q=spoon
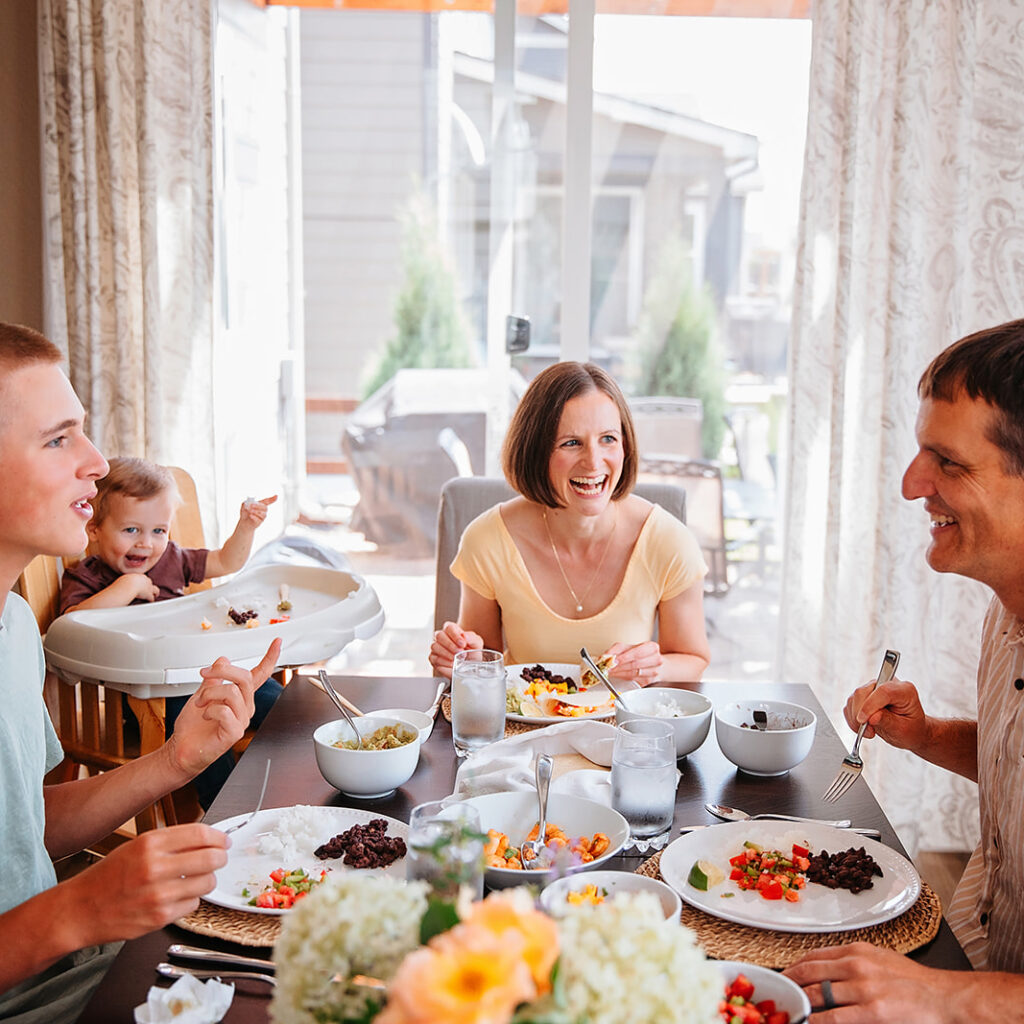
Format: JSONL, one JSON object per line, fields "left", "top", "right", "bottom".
{"left": 752, "top": 709, "right": 768, "bottom": 731}
{"left": 706, "top": 803, "right": 856, "bottom": 829}
{"left": 157, "top": 962, "right": 276, "bottom": 987}
{"left": 318, "top": 669, "right": 363, "bottom": 749}
{"left": 520, "top": 753, "right": 553, "bottom": 868}
{"left": 579, "top": 647, "right": 627, "bottom": 705}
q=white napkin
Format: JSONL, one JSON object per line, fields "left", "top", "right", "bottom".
{"left": 450, "top": 721, "right": 617, "bottom": 804}
{"left": 134, "top": 975, "right": 234, "bottom": 1024}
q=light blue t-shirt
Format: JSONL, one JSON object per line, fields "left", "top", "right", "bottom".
{"left": 0, "top": 593, "right": 63, "bottom": 914}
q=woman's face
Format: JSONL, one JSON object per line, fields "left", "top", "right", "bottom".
{"left": 547, "top": 390, "right": 624, "bottom": 512}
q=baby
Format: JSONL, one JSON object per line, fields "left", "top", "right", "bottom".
{"left": 58, "top": 456, "right": 280, "bottom": 808}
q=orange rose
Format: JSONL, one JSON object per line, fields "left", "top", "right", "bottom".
{"left": 378, "top": 930, "right": 535, "bottom": 1024}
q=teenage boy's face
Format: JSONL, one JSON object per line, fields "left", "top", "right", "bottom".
{"left": 0, "top": 362, "right": 108, "bottom": 573}
{"left": 87, "top": 491, "right": 176, "bottom": 575}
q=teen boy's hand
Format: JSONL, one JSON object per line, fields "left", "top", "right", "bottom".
{"left": 167, "top": 639, "right": 282, "bottom": 777}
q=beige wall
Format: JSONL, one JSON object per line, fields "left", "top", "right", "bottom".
{"left": 0, "top": 0, "right": 43, "bottom": 329}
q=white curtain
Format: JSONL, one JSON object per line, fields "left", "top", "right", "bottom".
{"left": 781, "top": 0, "right": 1024, "bottom": 853}
{"left": 38, "top": 0, "right": 217, "bottom": 521}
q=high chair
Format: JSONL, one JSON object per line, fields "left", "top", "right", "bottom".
{"left": 17, "top": 466, "right": 209, "bottom": 845}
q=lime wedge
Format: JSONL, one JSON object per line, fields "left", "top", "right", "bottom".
{"left": 687, "top": 859, "right": 725, "bottom": 891}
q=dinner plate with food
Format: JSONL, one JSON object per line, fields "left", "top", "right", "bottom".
{"left": 204, "top": 805, "right": 409, "bottom": 915}
{"left": 505, "top": 660, "right": 617, "bottom": 723}
{"left": 659, "top": 820, "right": 920, "bottom": 933}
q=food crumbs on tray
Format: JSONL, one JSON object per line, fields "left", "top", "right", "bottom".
{"left": 200, "top": 618, "right": 212, "bottom": 631}
{"left": 269, "top": 615, "right": 290, "bottom": 624}
{"left": 245, "top": 618, "right": 259, "bottom": 629}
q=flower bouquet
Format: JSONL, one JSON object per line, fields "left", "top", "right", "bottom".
{"left": 270, "top": 875, "right": 721, "bottom": 1024}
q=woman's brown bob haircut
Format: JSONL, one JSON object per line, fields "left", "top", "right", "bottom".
{"left": 501, "top": 361, "right": 638, "bottom": 507}
{"left": 919, "top": 317, "right": 1024, "bottom": 477}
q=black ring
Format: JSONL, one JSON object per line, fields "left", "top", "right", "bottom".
{"left": 821, "top": 979, "right": 836, "bottom": 1011}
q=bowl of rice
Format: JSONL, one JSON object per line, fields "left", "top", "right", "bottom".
{"left": 614, "top": 687, "right": 713, "bottom": 758}
{"left": 313, "top": 716, "right": 422, "bottom": 798}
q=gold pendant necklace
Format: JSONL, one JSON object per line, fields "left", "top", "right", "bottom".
{"left": 542, "top": 505, "right": 617, "bottom": 615}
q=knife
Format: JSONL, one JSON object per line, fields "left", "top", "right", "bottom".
{"left": 168, "top": 943, "right": 275, "bottom": 972}
{"left": 678, "top": 824, "right": 882, "bottom": 839}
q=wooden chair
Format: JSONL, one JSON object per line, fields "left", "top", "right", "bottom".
{"left": 18, "top": 466, "right": 209, "bottom": 843}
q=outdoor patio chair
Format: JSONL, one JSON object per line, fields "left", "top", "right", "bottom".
{"left": 629, "top": 396, "right": 704, "bottom": 460}
{"left": 434, "top": 476, "right": 688, "bottom": 630}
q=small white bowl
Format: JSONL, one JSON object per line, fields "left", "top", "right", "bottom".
{"left": 539, "top": 870, "right": 682, "bottom": 920}
{"left": 459, "top": 792, "right": 629, "bottom": 890}
{"left": 715, "top": 961, "right": 811, "bottom": 1022}
{"left": 615, "top": 688, "right": 713, "bottom": 758}
{"left": 714, "top": 699, "right": 816, "bottom": 776}
{"left": 365, "top": 708, "right": 434, "bottom": 743}
{"left": 313, "top": 716, "right": 422, "bottom": 798}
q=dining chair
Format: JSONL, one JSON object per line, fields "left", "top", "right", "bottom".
{"left": 433, "top": 476, "right": 688, "bottom": 631}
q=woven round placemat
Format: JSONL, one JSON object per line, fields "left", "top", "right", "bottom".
{"left": 442, "top": 695, "right": 544, "bottom": 737}
{"left": 636, "top": 851, "right": 942, "bottom": 969}
{"left": 176, "top": 902, "right": 281, "bottom": 948}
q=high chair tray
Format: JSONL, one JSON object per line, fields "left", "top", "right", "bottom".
{"left": 43, "top": 564, "right": 384, "bottom": 697}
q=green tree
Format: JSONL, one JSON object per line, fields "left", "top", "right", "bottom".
{"left": 361, "top": 190, "right": 475, "bottom": 399}
{"left": 635, "top": 240, "right": 726, "bottom": 459}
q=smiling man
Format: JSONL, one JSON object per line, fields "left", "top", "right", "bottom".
{"left": 0, "top": 322, "right": 281, "bottom": 1022}
{"left": 786, "top": 319, "right": 1024, "bottom": 1021}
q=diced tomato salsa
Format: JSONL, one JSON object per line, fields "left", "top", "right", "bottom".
{"left": 728, "top": 841, "right": 811, "bottom": 903}
{"left": 719, "top": 974, "right": 790, "bottom": 1024}
{"left": 243, "top": 867, "right": 329, "bottom": 909}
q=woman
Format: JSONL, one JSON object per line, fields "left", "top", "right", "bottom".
{"left": 429, "top": 362, "right": 710, "bottom": 684}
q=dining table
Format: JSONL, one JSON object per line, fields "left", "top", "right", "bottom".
{"left": 78, "top": 674, "right": 971, "bottom": 1022}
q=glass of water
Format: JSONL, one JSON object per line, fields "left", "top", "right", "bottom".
{"left": 407, "top": 800, "right": 484, "bottom": 901}
{"left": 451, "top": 648, "right": 506, "bottom": 757}
{"left": 611, "top": 718, "right": 677, "bottom": 851}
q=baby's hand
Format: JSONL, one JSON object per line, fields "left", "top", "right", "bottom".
{"left": 239, "top": 494, "right": 277, "bottom": 529}
{"left": 121, "top": 573, "right": 159, "bottom": 603}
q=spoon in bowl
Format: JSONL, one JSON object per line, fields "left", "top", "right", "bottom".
{"left": 520, "top": 754, "right": 554, "bottom": 868}
{"left": 318, "top": 669, "right": 363, "bottom": 749}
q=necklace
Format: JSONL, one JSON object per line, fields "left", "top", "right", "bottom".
{"left": 542, "top": 505, "right": 617, "bottom": 615}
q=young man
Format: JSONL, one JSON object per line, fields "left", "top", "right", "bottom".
{"left": 786, "top": 319, "right": 1024, "bottom": 1021}
{"left": 0, "top": 322, "right": 281, "bottom": 1022}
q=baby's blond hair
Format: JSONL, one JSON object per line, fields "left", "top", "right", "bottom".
{"left": 92, "top": 457, "right": 180, "bottom": 526}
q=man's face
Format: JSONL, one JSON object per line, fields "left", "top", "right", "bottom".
{"left": 87, "top": 490, "right": 175, "bottom": 575}
{"left": 0, "top": 362, "right": 108, "bottom": 578}
{"left": 902, "top": 394, "right": 1024, "bottom": 603}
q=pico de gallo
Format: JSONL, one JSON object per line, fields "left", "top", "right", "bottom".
{"left": 243, "top": 866, "right": 329, "bottom": 909}
{"left": 719, "top": 973, "right": 790, "bottom": 1024}
{"left": 728, "top": 841, "right": 812, "bottom": 903}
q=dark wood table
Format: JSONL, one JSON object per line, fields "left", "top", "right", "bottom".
{"left": 79, "top": 676, "right": 970, "bottom": 1022}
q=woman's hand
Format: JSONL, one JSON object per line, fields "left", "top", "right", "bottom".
{"left": 428, "top": 621, "right": 484, "bottom": 679}
{"left": 604, "top": 641, "right": 664, "bottom": 685}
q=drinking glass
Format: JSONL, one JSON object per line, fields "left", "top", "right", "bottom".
{"left": 406, "top": 800, "right": 484, "bottom": 901}
{"left": 611, "top": 718, "right": 677, "bottom": 850}
{"left": 451, "top": 648, "right": 506, "bottom": 757}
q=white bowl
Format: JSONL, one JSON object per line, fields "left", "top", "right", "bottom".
{"left": 459, "top": 792, "right": 630, "bottom": 890}
{"left": 539, "top": 870, "right": 682, "bottom": 920}
{"left": 615, "top": 688, "right": 713, "bottom": 758}
{"left": 715, "top": 961, "right": 811, "bottom": 1022}
{"left": 365, "top": 708, "right": 434, "bottom": 743}
{"left": 313, "top": 716, "right": 422, "bottom": 798}
{"left": 714, "top": 699, "right": 816, "bottom": 776}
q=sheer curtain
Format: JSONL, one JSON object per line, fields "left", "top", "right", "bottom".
{"left": 38, "top": 0, "right": 216, "bottom": 521}
{"left": 781, "top": 0, "right": 1024, "bottom": 853}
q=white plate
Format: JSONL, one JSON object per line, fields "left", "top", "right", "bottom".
{"left": 505, "top": 662, "right": 614, "bottom": 724}
{"left": 659, "top": 820, "right": 920, "bottom": 933}
{"left": 204, "top": 805, "right": 409, "bottom": 916}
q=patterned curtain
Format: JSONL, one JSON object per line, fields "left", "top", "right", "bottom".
{"left": 38, "top": 0, "right": 215, "bottom": 506}
{"left": 781, "top": 0, "right": 1024, "bottom": 853}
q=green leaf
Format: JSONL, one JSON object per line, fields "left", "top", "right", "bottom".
{"left": 419, "top": 897, "right": 460, "bottom": 945}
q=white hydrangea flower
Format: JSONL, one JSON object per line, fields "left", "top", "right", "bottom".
{"left": 270, "top": 875, "right": 429, "bottom": 1024}
{"left": 554, "top": 892, "right": 720, "bottom": 1024}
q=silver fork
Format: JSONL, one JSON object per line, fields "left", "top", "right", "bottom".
{"left": 822, "top": 650, "right": 900, "bottom": 803}
{"left": 222, "top": 758, "right": 271, "bottom": 835}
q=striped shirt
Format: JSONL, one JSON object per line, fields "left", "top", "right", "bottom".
{"left": 946, "top": 596, "right": 1024, "bottom": 971}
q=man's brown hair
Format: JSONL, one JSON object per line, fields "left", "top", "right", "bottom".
{"left": 501, "top": 361, "right": 638, "bottom": 507}
{"left": 91, "top": 457, "right": 180, "bottom": 526}
{"left": 919, "top": 318, "right": 1024, "bottom": 476}
{"left": 0, "top": 322, "right": 62, "bottom": 372}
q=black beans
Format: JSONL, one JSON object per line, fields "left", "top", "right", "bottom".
{"left": 227, "top": 607, "right": 259, "bottom": 625}
{"left": 520, "top": 664, "right": 578, "bottom": 693}
{"left": 314, "top": 819, "right": 407, "bottom": 869}
{"left": 806, "top": 846, "right": 883, "bottom": 894}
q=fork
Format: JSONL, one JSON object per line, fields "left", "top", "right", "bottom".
{"left": 822, "top": 650, "right": 900, "bottom": 803}
{"left": 222, "top": 758, "right": 271, "bottom": 835}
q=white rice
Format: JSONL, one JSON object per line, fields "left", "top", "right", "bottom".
{"left": 650, "top": 698, "right": 693, "bottom": 718}
{"left": 256, "top": 805, "right": 324, "bottom": 864}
